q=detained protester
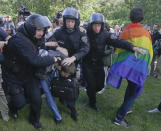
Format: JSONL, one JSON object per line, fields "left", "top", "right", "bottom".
{"left": 2, "top": 14, "right": 59, "bottom": 129}
{"left": 48, "top": 7, "right": 90, "bottom": 120}
{"left": 83, "top": 13, "right": 146, "bottom": 111}
{"left": 35, "top": 48, "right": 70, "bottom": 124}
{"left": 50, "top": 59, "right": 79, "bottom": 121}
{"left": 106, "top": 8, "right": 153, "bottom": 127}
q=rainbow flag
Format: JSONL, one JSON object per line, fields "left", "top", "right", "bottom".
{"left": 106, "top": 23, "right": 153, "bottom": 96}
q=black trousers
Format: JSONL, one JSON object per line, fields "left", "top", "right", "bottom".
{"left": 8, "top": 76, "right": 42, "bottom": 123}
{"left": 83, "top": 64, "right": 105, "bottom": 105}
{"left": 158, "top": 103, "right": 161, "bottom": 111}
{"left": 60, "top": 98, "right": 77, "bottom": 116}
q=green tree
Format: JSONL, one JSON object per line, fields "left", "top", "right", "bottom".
{"left": 0, "top": 0, "right": 160, "bottom": 26}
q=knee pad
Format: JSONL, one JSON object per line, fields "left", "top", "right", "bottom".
{"left": 11, "top": 93, "right": 26, "bottom": 109}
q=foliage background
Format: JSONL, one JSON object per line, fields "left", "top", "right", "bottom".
{"left": 0, "top": 0, "right": 160, "bottom": 26}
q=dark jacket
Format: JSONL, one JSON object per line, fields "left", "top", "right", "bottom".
{"left": 83, "top": 25, "right": 134, "bottom": 67}
{"left": 0, "top": 27, "right": 9, "bottom": 41}
{"left": 2, "top": 24, "right": 54, "bottom": 82}
{"left": 151, "top": 31, "right": 161, "bottom": 45}
{"left": 48, "top": 27, "right": 90, "bottom": 62}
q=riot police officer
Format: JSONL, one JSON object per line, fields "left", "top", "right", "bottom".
{"left": 3, "top": 14, "right": 57, "bottom": 129}
{"left": 48, "top": 8, "right": 90, "bottom": 120}
{"left": 83, "top": 13, "right": 145, "bottom": 111}
{"left": 48, "top": 7, "right": 89, "bottom": 66}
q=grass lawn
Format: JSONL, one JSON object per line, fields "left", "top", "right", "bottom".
{"left": 0, "top": 77, "right": 161, "bottom": 131}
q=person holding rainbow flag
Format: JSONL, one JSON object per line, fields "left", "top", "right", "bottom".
{"left": 107, "top": 8, "right": 153, "bottom": 127}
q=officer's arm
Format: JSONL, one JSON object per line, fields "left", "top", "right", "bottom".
{"left": 47, "top": 32, "right": 57, "bottom": 42}
{"left": 72, "top": 34, "right": 90, "bottom": 61}
{"left": 15, "top": 40, "right": 55, "bottom": 67}
{"left": 45, "top": 31, "right": 58, "bottom": 50}
{"left": 107, "top": 33, "right": 134, "bottom": 52}
{"left": 47, "top": 32, "right": 69, "bottom": 56}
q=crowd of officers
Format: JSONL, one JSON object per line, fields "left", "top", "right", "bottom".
{"left": 0, "top": 7, "right": 152, "bottom": 129}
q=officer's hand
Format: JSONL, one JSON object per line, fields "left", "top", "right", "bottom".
{"left": 62, "top": 56, "right": 76, "bottom": 66}
{"left": 53, "top": 56, "right": 61, "bottom": 63}
{"left": 5, "top": 36, "right": 11, "bottom": 41}
{"left": 0, "top": 41, "right": 7, "bottom": 49}
{"left": 45, "top": 42, "right": 58, "bottom": 47}
{"left": 56, "top": 47, "right": 68, "bottom": 56}
{"left": 133, "top": 47, "right": 147, "bottom": 58}
{"left": 79, "top": 27, "right": 86, "bottom": 33}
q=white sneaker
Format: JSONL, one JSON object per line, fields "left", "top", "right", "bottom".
{"left": 148, "top": 108, "right": 161, "bottom": 113}
{"left": 83, "top": 88, "right": 87, "bottom": 92}
{"left": 126, "top": 110, "right": 133, "bottom": 114}
{"left": 97, "top": 87, "right": 106, "bottom": 94}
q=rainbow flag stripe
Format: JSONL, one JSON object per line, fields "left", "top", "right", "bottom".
{"left": 106, "top": 23, "right": 153, "bottom": 96}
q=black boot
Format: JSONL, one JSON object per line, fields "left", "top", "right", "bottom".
{"left": 89, "top": 103, "right": 99, "bottom": 111}
{"left": 71, "top": 111, "right": 79, "bottom": 121}
{"left": 54, "top": 118, "right": 62, "bottom": 124}
{"left": 10, "top": 111, "right": 18, "bottom": 120}
{"left": 9, "top": 103, "right": 18, "bottom": 120}
{"left": 29, "top": 118, "right": 42, "bottom": 130}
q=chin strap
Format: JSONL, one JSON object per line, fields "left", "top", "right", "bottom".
{"left": 66, "top": 28, "right": 75, "bottom": 33}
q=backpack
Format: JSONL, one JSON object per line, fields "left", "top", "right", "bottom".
{"left": 51, "top": 77, "right": 79, "bottom": 101}
{"left": 102, "top": 45, "right": 114, "bottom": 66}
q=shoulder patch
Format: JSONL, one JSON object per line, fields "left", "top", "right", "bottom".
{"left": 81, "top": 36, "right": 88, "bottom": 43}
{"left": 110, "top": 33, "right": 117, "bottom": 39}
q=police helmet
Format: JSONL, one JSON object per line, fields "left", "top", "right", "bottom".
{"left": 90, "top": 13, "right": 105, "bottom": 24}
{"left": 63, "top": 8, "right": 79, "bottom": 20}
{"left": 24, "top": 14, "right": 52, "bottom": 36}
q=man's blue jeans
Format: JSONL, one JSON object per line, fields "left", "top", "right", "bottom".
{"left": 40, "top": 72, "right": 61, "bottom": 121}
{"left": 115, "top": 80, "right": 138, "bottom": 122}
